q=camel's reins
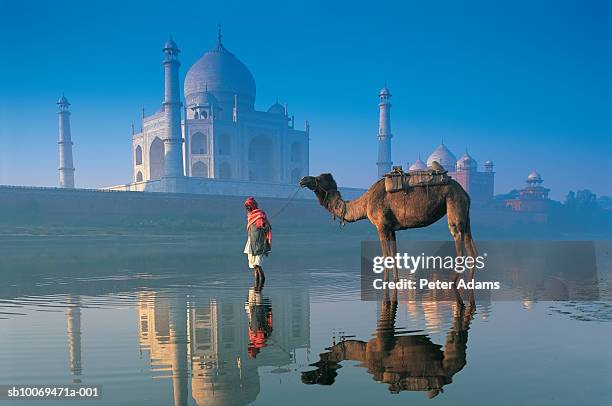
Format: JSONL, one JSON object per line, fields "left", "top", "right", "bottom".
{"left": 267, "top": 186, "right": 303, "bottom": 220}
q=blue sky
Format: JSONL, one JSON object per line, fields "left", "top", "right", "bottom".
{"left": 0, "top": 0, "right": 610, "bottom": 199}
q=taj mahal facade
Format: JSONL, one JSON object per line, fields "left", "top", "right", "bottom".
{"left": 106, "top": 30, "right": 317, "bottom": 198}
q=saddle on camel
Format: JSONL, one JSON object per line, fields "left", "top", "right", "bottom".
{"left": 383, "top": 162, "right": 450, "bottom": 192}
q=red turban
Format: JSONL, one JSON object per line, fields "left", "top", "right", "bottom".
{"left": 244, "top": 197, "right": 258, "bottom": 210}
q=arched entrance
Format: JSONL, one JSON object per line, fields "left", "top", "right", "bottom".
{"left": 135, "top": 145, "right": 143, "bottom": 165}
{"left": 291, "top": 142, "right": 301, "bottom": 163}
{"left": 149, "top": 137, "right": 164, "bottom": 180}
{"left": 192, "top": 161, "right": 208, "bottom": 177}
{"left": 191, "top": 132, "right": 207, "bottom": 155}
{"left": 248, "top": 136, "right": 274, "bottom": 181}
{"left": 219, "top": 133, "right": 232, "bottom": 155}
{"left": 219, "top": 162, "right": 232, "bottom": 179}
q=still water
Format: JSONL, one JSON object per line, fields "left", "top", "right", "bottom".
{"left": 1, "top": 234, "right": 611, "bottom": 405}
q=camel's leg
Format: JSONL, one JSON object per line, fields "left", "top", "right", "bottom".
{"left": 463, "top": 295, "right": 476, "bottom": 329}
{"left": 463, "top": 218, "right": 477, "bottom": 305}
{"left": 377, "top": 228, "right": 398, "bottom": 283}
{"left": 447, "top": 205, "right": 468, "bottom": 305}
{"left": 377, "top": 228, "right": 390, "bottom": 283}
{"left": 450, "top": 295, "right": 476, "bottom": 333}
{"left": 448, "top": 194, "right": 479, "bottom": 305}
{"left": 388, "top": 231, "right": 398, "bottom": 282}
{"left": 452, "top": 300, "right": 466, "bottom": 331}
{"left": 448, "top": 221, "right": 465, "bottom": 284}
{"left": 464, "top": 224, "right": 478, "bottom": 258}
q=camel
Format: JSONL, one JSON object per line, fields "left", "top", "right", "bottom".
{"left": 299, "top": 170, "right": 478, "bottom": 282}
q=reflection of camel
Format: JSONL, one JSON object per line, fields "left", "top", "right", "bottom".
{"left": 300, "top": 173, "right": 477, "bottom": 269}
{"left": 302, "top": 293, "right": 474, "bottom": 398}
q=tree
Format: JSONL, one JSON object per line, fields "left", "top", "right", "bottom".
{"left": 565, "top": 189, "right": 599, "bottom": 211}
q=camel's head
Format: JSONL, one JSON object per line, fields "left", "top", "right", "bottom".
{"left": 301, "top": 363, "right": 338, "bottom": 386}
{"left": 299, "top": 173, "right": 338, "bottom": 192}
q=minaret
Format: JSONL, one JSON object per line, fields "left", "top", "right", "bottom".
{"left": 376, "top": 86, "right": 392, "bottom": 177}
{"left": 233, "top": 94, "right": 238, "bottom": 122}
{"left": 57, "top": 95, "right": 75, "bottom": 188}
{"left": 66, "top": 295, "right": 82, "bottom": 382}
{"left": 162, "top": 37, "right": 184, "bottom": 177}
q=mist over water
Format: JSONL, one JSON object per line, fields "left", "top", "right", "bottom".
{"left": 1, "top": 228, "right": 610, "bottom": 405}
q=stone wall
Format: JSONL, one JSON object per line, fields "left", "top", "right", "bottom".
{"left": 105, "top": 176, "right": 367, "bottom": 200}
{"left": 0, "top": 184, "right": 552, "bottom": 237}
{"left": 0, "top": 185, "right": 354, "bottom": 228}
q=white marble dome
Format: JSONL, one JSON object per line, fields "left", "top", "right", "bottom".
{"left": 427, "top": 143, "right": 457, "bottom": 171}
{"left": 456, "top": 152, "right": 477, "bottom": 172}
{"left": 267, "top": 102, "right": 285, "bottom": 115}
{"left": 184, "top": 39, "right": 256, "bottom": 108}
{"left": 409, "top": 158, "right": 427, "bottom": 171}
{"left": 527, "top": 171, "right": 542, "bottom": 181}
{"left": 191, "top": 90, "right": 218, "bottom": 107}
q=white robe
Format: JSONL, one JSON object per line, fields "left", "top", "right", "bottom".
{"left": 244, "top": 236, "right": 264, "bottom": 269}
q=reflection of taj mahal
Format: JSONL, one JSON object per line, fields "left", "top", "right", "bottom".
{"left": 113, "top": 29, "right": 309, "bottom": 195}
{"left": 136, "top": 289, "right": 310, "bottom": 406}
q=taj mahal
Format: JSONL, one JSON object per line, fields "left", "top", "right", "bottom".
{"left": 103, "top": 29, "right": 313, "bottom": 197}
{"left": 54, "top": 29, "right": 498, "bottom": 202}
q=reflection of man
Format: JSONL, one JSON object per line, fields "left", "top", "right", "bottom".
{"left": 302, "top": 298, "right": 474, "bottom": 398}
{"left": 245, "top": 286, "right": 273, "bottom": 359}
{"left": 244, "top": 197, "right": 272, "bottom": 284}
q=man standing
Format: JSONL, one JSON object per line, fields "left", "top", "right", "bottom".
{"left": 244, "top": 197, "right": 271, "bottom": 284}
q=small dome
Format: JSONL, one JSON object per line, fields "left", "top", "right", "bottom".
{"left": 456, "top": 152, "right": 477, "bottom": 172}
{"left": 484, "top": 160, "right": 493, "bottom": 166}
{"left": 427, "top": 143, "right": 457, "bottom": 171}
{"left": 163, "top": 38, "right": 179, "bottom": 51}
{"left": 379, "top": 86, "right": 391, "bottom": 96}
{"left": 409, "top": 158, "right": 427, "bottom": 171}
{"left": 57, "top": 95, "right": 70, "bottom": 105}
{"left": 267, "top": 102, "right": 285, "bottom": 115}
{"left": 527, "top": 171, "right": 542, "bottom": 181}
{"left": 191, "top": 90, "right": 218, "bottom": 106}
